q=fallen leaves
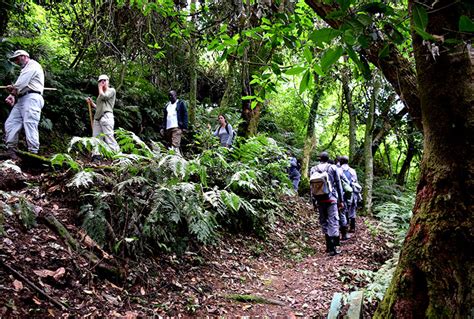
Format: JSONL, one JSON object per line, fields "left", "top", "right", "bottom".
{"left": 33, "top": 267, "right": 66, "bottom": 281}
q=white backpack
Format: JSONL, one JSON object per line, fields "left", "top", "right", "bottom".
{"left": 310, "top": 164, "right": 332, "bottom": 200}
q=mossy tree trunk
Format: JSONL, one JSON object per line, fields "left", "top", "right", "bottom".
{"left": 374, "top": 1, "right": 474, "bottom": 317}
{"left": 362, "top": 73, "right": 380, "bottom": 216}
{"left": 342, "top": 63, "right": 356, "bottom": 161}
{"left": 301, "top": 82, "right": 323, "bottom": 185}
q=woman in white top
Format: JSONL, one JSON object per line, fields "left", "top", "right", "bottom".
{"left": 213, "top": 114, "right": 234, "bottom": 147}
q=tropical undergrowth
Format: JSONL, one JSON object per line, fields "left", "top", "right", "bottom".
{"left": 52, "top": 128, "right": 292, "bottom": 257}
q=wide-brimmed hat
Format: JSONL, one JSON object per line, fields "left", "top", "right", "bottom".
{"left": 98, "top": 74, "right": 109, "bottom": 81}
{"left": 9, "top": 50, "right": 29, "bottom": 61}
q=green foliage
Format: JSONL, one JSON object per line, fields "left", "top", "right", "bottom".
{"left": 62, "top": 130, "right": 290, "bottom": 257}
{"left": 345, "top": 190, "right": 413, "bottom": 302}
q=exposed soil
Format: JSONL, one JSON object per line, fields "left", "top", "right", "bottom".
{"left": 0, "top": 161, "right": 393, "bottom": 318}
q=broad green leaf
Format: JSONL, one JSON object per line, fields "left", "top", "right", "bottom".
{"left": 313, "top": 64, "right": 325, "bottom": 77}
{"left": 357, "top": 13, "right": 372, "bottom": 26}
{"left": 412, "top": 4, "right": 428, "bottom": 30}
{"left": 343, "top": 29, "right": 356, "bottom": 45}
{"left": 241, "top": 95, "right": 255, "bottom": 100}
{"left": 413, "top": 26, "right": 435, "bottom": 40}
{"left": 303, "top": 46, "right": 313, "bottom": 64}
{"left": 309, "top": 28, "right": 341, "bottom": 47}
{"left": 285, "top": 66, "right": 306, "bottom": 75}
{"left": 299, "top": 70, "right": 311, "bottom": 94}
{"left": 321, "top": 46, "right": 343, "bottom": 72}
{"left": 459, "top": 15, "right": 474, "bottom": 32}
{"left": 346, "top": 46, "right": 371, "bottom": 80}
{"left": 250, "top": 100, "right": 258, "bottom": 109}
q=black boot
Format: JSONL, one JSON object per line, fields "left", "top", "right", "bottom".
{"left": 324, "top": 234, "right": 331, "bottom": 253}
{"left": 329, "top": 236, "right": 341, "bottom": 256}
{"left": 341, "top": 226, "right": 351, "bottom": 241}
{"left": 349, "top": 218, "right": 356, "bottom": 233}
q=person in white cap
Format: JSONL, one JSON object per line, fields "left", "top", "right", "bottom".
{"left": 86, "top": 74, "right": 119, "bottom": 160}
{"left": 2, "top": 49, "right": 44, "bottom": 159}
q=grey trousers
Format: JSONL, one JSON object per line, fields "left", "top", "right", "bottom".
{"left": 5, "top": 93, "right": 44, "bottom": 153}
{"left": 93, "top": 112, "right": 119, "bottom": 152}
{"left": 318, "top": 202, "right": 340, "bottom": 237}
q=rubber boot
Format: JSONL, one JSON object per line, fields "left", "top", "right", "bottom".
{"left": 349, "top": 218, "right": 356, "bottom": 233}
{"left": 340, "top": 226, "right": 351, "bottom": 241}
{"left": 329, "top": 236, "right": 341, "bottom": 256}
{"left": 324, "top": 234, "right": 331, "bottom": 253}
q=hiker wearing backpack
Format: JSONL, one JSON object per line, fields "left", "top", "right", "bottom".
{"left": 309, "top": 152, "right": 345, "bottom": 256}
{"left": 340, "top": 156, "right": 361, "bottom": 233}
{"left": 335, "top": 156, "right": 352, "bottom": 240}
{"left": 213, "top": 114, "right": 235, "bottom": 147}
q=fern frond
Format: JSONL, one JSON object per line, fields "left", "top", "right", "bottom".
{"left": 115, "top": 176, "right": 150, "bottom": 192}
{"left": 115, "top": 128, "right": 153, "bottom": 157}
{"left": 67, "top": 170, "right": 100, "bottom": 188}
{"left": 228, "top": 169, "right": 262, "bottom": 194}
{"left": 158, "top": 155, "right": 188, "bottom": 179}
{"left": 68, "top": 136, "right": 116, "bottom": 158}
{"left": 50, "top": 153, "right": 81, "bottom": 172}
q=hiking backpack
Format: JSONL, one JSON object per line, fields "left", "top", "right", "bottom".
{"left": 225, "top": 123, "right": 237, "bottom": 142}
{"left": 310, "top": 163, "right": 332, "bottom": 201}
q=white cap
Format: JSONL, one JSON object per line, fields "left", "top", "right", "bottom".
{"left": 9, "top": 50, "right": 29, "bottom": 61}
{"left": 98, "top": 74, "right": 109, "bottom": 81}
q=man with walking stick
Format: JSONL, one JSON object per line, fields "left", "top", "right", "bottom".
{"left": 1, "top": 50, "right": 44, "bottom": 160}
{"left": 86, "top": 74, "right": 119, "bottom": 161}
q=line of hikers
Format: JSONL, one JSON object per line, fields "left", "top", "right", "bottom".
{"left": 309, "top": 151, "right": 362, "bottom": 256}
{"left": 1, "top": 49, "right": 235, "bottom": 160}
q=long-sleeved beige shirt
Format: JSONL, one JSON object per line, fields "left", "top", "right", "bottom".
{"left": 94, "top": 87, "right": 116, "bottom": 120}
{"left": 14, "top": 59, "right": 44, "bottom": 95}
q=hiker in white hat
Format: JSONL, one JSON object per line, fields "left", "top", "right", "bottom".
{"left": 86, "top": 74, "right": 119, "bottom": 161}
{"left": 2, "top": 49, "right": 45, "bottom": 159}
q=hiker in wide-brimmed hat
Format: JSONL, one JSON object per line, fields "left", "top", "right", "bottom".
{"left": 2, "top": 49, "right": 45, "bottom": 160}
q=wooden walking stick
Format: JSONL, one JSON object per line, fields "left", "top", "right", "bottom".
{"left": 86, "top": 99, "right": 94, "bottom": 133}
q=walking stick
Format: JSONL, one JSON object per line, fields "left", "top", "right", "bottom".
{"left": 86, "top": 100, "right": 94, "bottom": 133}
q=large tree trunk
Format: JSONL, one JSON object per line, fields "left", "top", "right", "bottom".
{"left": 362, "top": 73, "right": 380, "bottom": 215}
{"left": 341, "top": 63, "right": 356, "bottom": 161}
{"left": 375, "top": 1, "right": 474, "bottom": 317}
{"left": 301, "top": 83, "right": 322, "bottom": 185}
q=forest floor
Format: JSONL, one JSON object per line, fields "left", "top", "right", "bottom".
{"left": 0, "top": 159, "right": 394, "bottom": 318}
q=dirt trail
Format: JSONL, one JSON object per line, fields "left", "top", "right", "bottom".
{"left": 0, "top": 166, "right": 392, "bottom": 318}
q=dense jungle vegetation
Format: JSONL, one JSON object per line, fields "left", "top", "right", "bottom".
{"left": 0, "top": 0, "right": 472, "bottom": 317}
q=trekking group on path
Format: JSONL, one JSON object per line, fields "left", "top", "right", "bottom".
{"left": 309, "top": 151, "right": 361, "bottom": 256}
{"left": 2, "top": 49, "right": 359, "bottom": 259}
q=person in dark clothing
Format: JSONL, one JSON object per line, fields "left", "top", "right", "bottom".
{"left": 160, "top": 90, "right": 188, "bottom": 154}
{"left": 310, "top": 152, "right": 345, "bottom": 256}
{"left": 288, "top": 155, "right": 301, "bottom": 192}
